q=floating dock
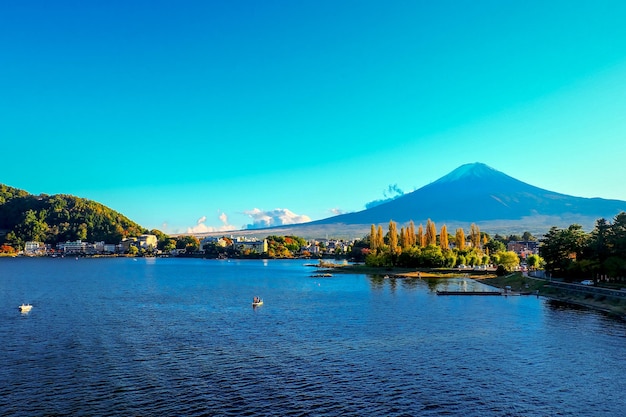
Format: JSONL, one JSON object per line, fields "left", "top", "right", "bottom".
{"left": 436, "top": 291, "right": 502, "bottom": 296}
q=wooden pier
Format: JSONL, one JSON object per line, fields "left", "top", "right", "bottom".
{"left": 436, "top": 290, "right": 502, "bottom": 296}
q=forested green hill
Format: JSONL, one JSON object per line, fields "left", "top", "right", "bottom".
{"left": 0, "top": 184, "right": 150, "bottom": 250}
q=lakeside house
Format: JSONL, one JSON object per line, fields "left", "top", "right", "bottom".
{"left": 24, "top": 241, "right": 46, "bottom": 256}
{"left": 198, "top": 236, "right": 358, "bottom": 258}
{"left": 200, "top": 236, "right": 230, "bottom": 248}
{"left": 57, "top": 240, "right": 91, "bottom": 254}
{"left": 300, "top": 239, "right": 352, "bottom": 255}
{"left": 19, "top": 234, "right": 160, "bottom": 256}
{"left": 232, "top": 237, "right": 268, "bottom": 254}
{"left": 138, "top": 234, "right": 158, "bottom": 250}
{"left": 119, "top": 234, "right": 158, "bottom": 253}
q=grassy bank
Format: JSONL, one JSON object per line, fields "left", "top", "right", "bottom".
{"left": 480, "top": 272, "right": 626, "bottom": 318}
{"left": 329, "top": 264, "right": 626, "bottom": 318}
{"left": 538, "top": 285, "right": 626, "bottom": 317}
{"left": 477, "top": 273, "right": 547, "bottom": 293}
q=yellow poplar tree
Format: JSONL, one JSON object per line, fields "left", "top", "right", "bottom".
{"left": 377, "top": 225, "right": 385, "bottom": 249}
{"left": 425, "top": 219, "right": 437, "bottom": 246}
{"left": 470, "top": 223, "right": 481, "bottom": 250}
{"left": 417, "top": 225, "right": 425, "bottom": 247}
{"left": 370, "top": 224, "right": 377, "bottom": 252}
{"left": 455, "top": 228, "right": 466, "bottom": 250}
{"left": 440, "top": 225, "right": 449, "bottom": 250}
{"left": 388, "top": 220, "right": 398, "bottom": 255}
{"left": 400, "top": 227, "right": 410, "bottom": 249}
{"left": 408, "top": 220, "right": 416, "bottom": 246}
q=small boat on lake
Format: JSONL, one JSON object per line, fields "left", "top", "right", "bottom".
{"left": 252, "top": 296, "right": 263, "bottom": 307}
{"left": 19, "top": 304, "right": 33, "bottom": 313}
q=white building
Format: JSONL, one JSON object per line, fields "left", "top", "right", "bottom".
{"left": 24, "top": 241, "right": 45, "bottom": 255}
{"left": 201, "top": 236, "right": 229, "bottom": 248}
{"left": 234, "top": 238, "right": 268, "bottom": 254}
{"left": 120, "top": 238, "right": 138, "bottom": 252}
{"left": 95, "top": 241, "right": 117, "bottom": 253}
{"left": 57, "top": 240, "right": 89, "bottom": 254}
{"left": 138, "top": 234, "right": 158, "bottom": 250}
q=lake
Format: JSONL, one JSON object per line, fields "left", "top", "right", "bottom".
{"left": 2, "top": 257, "right": 625, "bottom": 416}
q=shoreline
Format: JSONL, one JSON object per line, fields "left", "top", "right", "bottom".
{"left": 327, "top": 264, "right": 626, "bottom": 319}
{"left": 477, "top": 273, "right": 626, "bottom": 319}
{"left": 321, "top": 263, "right": 498, "bottom": 279}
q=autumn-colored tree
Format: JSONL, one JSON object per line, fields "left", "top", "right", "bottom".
{"left": 440, "top": 225, "right": 449, "bottom": 250}
{"left": 455, "top": 228, "right": 466, "bottom": 250}
{"left": 498, "top": 250, "right": 520, "bottom": 271}
{"left": 0, "top": 244, "right": 15, "bottom": 253}
{"left": 377, "top": 225, "right": 385, "bottom": 249}
{"left": 470, "top": 223, "right": 481, "bottom": 250}
{"left": 162, "top": 239, "right": 176, "bottom": 252}
{"left": 417, "top": 224, "right": 425, "bottom": 247}
{"left": 400, "top": 227, "right": 411, "bottom": 250}
{"left": 370, "top": 224, "right": 378, "bottom": 252}
{"left": 425, "top": 219, "right": 437, "bottom": 246}
{"left": 388, "top": 220, "right": 399, "bottom": 255}
{"left": 0, "top": 192, "right": 148, "bottom": 246}
{"left": 408, "top": 220, "right": 416, "bottom": 246}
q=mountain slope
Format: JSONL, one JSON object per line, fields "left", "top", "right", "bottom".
{"left": 0, "top": 184, "right": 149, "bottom": 247}
{"left": 309, "top": 162, "right": 625, "bottom": 231}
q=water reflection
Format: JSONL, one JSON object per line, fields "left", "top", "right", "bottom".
{"left": 387, "top": 276, "right": 398, "bottom": 292}
{"left": 367, "top": 274, "right": 386, "bottom": 290}
{"left": 425, "top": 278, "right": 440, "bottom": 292}
{"left": 367, "top": 275, "right": 496, "bottom": 294}
{"left": 400, "top": 277, "right": 420, "bottom": 290}
{"left": 547, "top": 299, "right": 590, "bottom": 312}
{"left": 546, "top": 299, "right": 626, "bottom": 324}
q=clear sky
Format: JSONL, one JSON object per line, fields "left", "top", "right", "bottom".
{"left": 2, "top": 1, "right": 626, "bottom": 234}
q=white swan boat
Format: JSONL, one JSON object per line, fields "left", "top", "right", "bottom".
{"left": 19, "top": 304, "right": 32, "bottom": 313}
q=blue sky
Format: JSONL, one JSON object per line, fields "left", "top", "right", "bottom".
{"left": 2, "top": 1, "right": 626, "bottom": 234}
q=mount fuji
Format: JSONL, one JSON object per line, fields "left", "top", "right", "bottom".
{"left": 197, "top": 162, "right": 625, "bottom": 239}
{"left": 302, "top": 162, "right": 625, "bottom": 236}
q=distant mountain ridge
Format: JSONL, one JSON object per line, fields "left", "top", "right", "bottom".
{"left": 212, "top": 162, "right": 624, "bottom": 239}
{"left": 305, "top": 162, "right": 625, "bottom": 235}
{"left": 313, "top": 163, "right": 626, "bottom": 229}
{"left": 4, "top": 163, "right": 624, "bottom": 244}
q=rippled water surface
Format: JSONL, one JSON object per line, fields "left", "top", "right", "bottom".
{"left": 2, "top": 257, "right": 626, "bottom": 416}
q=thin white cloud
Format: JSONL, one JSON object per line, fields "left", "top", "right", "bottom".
{"left": 243, "top": 208, "right": 311, "bottom": 229}
{"left": 186, "top": 211, "right": 236, "bottom": 233}
{"left": 329, "top": 208, "right": 344, "bottom": 215}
